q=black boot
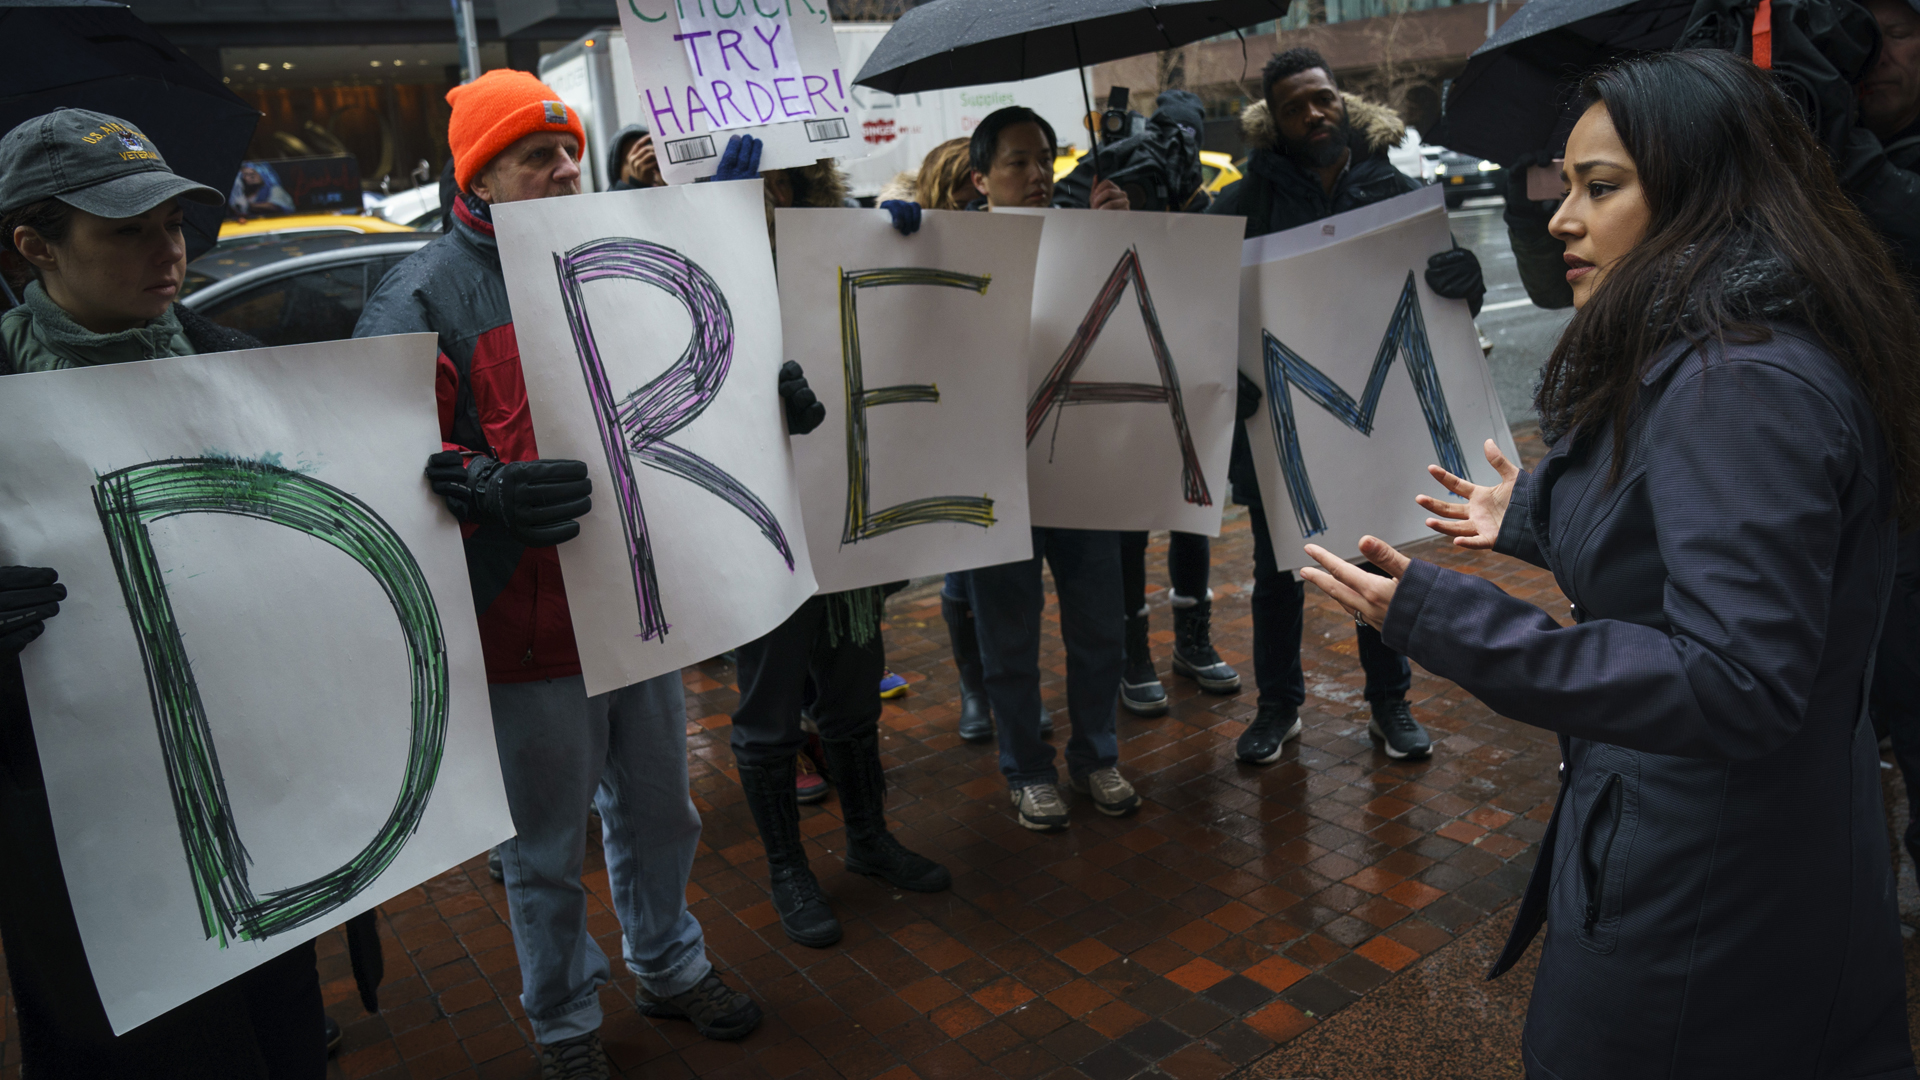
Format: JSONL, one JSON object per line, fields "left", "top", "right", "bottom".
{"left": 942, "top": 595, "right": 994, "bottom": 743}
{"left": 821, "top": 730, "right": 952, "bottom": 892}
{"left": 1171, "top": 594, "right": 1242, "bottom": 694}
{"left": 737, "top": 758, "right": 842, "bottom": 947}
{"left": 1119, "top": 609, "right": 1169, "bottom": 716}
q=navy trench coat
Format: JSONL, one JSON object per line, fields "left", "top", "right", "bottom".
{"left": 1382, "top": 328, "right": 1913, "bottom": 1079}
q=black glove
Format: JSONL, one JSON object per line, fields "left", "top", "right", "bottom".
{"left": 424, "top": 451, "right": 592, "bottom": 547}
{"left": 1236, "top": 371, "right": 1263, "bottom": 422}
{"left": 0, "top": 566, "right": 64, "bottom": 656}
{"left": 779, "top": 360, "right": 826, "bottom": 435}
{"left": 1425, "top": 246, "right": 1485, "bottom": 317}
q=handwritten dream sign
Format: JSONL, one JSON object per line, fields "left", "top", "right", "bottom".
{"left": 618, "top": 0, "right": 862, "bottom": 184}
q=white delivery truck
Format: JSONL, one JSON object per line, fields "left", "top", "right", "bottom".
{"left": 539, "top": 25, "right": 1092, "bottom": 198}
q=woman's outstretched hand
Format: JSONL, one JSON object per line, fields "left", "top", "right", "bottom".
{"left": 1417, "top": 439, "right": 1518, "bottom": 549}
{"left": 1301, "top": 537, "right": 1411, "bottom": 631}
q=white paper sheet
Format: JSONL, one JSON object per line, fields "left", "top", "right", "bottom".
{"left": 619, "top": 0, "right": 859, "bottom": 183}
{"left": 0, "top": 333, "right": 510, "bottom": 1034}
{"left": 1008, "top": 208, "right": 1243, "bottom": 535}
{"left": 1238, "top": 186, "right": 1519, "bottom": 571}
{"left": 493, "top": 181, "right": 816, "bottom": 696}
{"left": 775, "top": 207, "right": 1041, "bottom": 592}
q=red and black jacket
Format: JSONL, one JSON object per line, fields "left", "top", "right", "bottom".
{"left": 355, "top": 195, "right": 581, "bottom": 683}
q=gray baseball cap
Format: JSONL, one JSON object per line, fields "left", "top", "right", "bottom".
{"left": 0, "top": 109, "right": 223, "bottom": 217}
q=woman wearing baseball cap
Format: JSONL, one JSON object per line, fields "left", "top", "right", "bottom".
{"left": 0, "top": 109, "right": 330, "bottom": 1079}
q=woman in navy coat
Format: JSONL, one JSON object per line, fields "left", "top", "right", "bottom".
{"left": 1304, "top": 51, "right": 1920, "bottom": 1079}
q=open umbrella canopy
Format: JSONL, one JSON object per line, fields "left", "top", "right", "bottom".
{"left": 0, "top": 0, "right": 260, "bottom": 260}
{"left": 1429, "top": 0, "right": 1693, "bottom": 165}
{"left": 853, "top": 0, "right": 1292, "bottom": 95}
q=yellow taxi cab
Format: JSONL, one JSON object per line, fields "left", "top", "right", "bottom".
{"left": 1050, "top": 149, "right": 1243, "bottom": 193}
{"left": 217, "top": 214, "right": 418, "bottom": 244}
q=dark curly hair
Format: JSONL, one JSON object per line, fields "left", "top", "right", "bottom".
{"left": 1261, "top": 47, "right": 1335, "bottom": 101}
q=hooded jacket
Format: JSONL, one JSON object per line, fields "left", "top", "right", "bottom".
{"left": 1210, "top": 94, "right": 1424, "bottom": 504}
{"left": 1208, "top": 94, "right": 1421, "bottom": 240}
{"left": 605, "top": 123, "right": 651, "bottom": 191}
{"left": 353, "top": 194, "right": 580, "bottom": 684}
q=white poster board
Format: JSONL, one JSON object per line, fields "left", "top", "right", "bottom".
{"left": 775, "top": 207, "right": 1041, "bottom": 593}
{"left": 1011, "top": 209, "right": 1243, "bottom": 535}
{"left": 1239, "top": 185, "right": 1518, "bottom": 570}
{"left": 618, "top": 0, "right": 860, "bottom": 184}
{"left": 0, "top": 334, "right": 511, "bottom": 1034}
{"left": 493, "top": 181, "right": 815, "bottom": 697}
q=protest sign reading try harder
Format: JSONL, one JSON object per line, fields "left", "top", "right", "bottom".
{"left": 619, "top": 0, "right": 860, "bottom": 184}
{"left": 775, "top": 207, "right": 1042, "bottom": 593}
{"left": 1238, "top": 185, "right": 1518, "bottom": 570}
{"left": 493, "top": 180, "right": 816, "bottom": 697}
{"left": 0, "top": 334, "right": 511, "bottom": 1034}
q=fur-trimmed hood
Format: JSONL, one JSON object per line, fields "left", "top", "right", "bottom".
{"left": 1238, "top": 93, "right": 1406, "bottom": 157}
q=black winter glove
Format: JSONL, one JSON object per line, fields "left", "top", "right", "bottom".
{"left": 779, "top": 360, "right": 826, "bottom": 435}
{"left": 0, "top": 566, "right": 64, "bottom": 656}
{"left": 1425, "top": 246, "right": 1486, "bottom": 317}
{"left": 424, "top": 451, "right": 592, "bottom": 547}
{"left": 1236, "top": 371, "right": 1263, "bottom": 422}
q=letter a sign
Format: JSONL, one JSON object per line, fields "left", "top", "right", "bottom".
{"left": 1017, "top": 210, "right": 1244, "bottom": 535}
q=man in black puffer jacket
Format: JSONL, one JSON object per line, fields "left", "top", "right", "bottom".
{"left": 1208, "top": 48, "right": 1486, "bottom": 767}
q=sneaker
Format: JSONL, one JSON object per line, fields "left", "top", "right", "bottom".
{"left": 1070, "top": 767, "right": 1141, "bottom": 817}
{"left": 538, "top": 1032, "right": 609, "bottom": 1080}
{"left": 486, "top": 844, "right": 503, "bottom": 883}
{"left": 1368, "top": 697, "right": 1433, "bottom": 760}
{"left": 878, "top": 669, "right": 909, "bottom": 699}
{"left": 1236, "top": 703, "right": 1302, "bottom": 764}
{"left": 795, "top": 753, "right": 829, "bottom": 805}
{"left": 1009, "top": 782, "right": 1070, "bottom": 831}
{"left": 639, "top": 970, "right": 763, "bottom": 1041}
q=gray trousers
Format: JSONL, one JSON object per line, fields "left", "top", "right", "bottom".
{"left": 488, "top": 673, "right": 708, "bottom": 1044}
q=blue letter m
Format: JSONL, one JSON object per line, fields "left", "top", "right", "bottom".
{"left": 1261, "top": 271, "right": 1469, "bottom": 538}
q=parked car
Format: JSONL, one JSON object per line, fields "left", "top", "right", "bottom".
{"left": 181, "top": 232, "right": 430, "bottom": 348}
{"left": 1432, "top": 150, "right": 1503, "bottom": 207}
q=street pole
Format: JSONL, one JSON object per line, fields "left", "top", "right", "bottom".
{"left": 452, "top": 0, "right": 482, "bottom": 82}
{"left": 1486, "top": 0, "right": 1497, "bottom": 40}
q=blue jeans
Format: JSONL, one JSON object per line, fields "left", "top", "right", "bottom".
{"left": 488, "top": 673, "right": 709, "bottom": 1044}
{"left": 1247, "top": 502, "right": 1410, "bottom": 707}
{"left": 962, "top": 527, "right": 1125, "bottom": 788}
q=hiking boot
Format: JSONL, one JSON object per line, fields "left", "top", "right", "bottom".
{"left": 1368, "top": 696, "right": 1433, "bottom": 761}
{"left": 1010, "top": 782, "right": 1070, "bottom": 831}
{"left": 737, "top": 758, "right": 842, "bottom": 947}
{"left": 538, "top": 1032, "right": 609, "bottom": 1080}
{"left": 1119, "top": 609, "right": 1168, "bottom": 717}
{"left": 639, "top": 970, "right": 763, "bottom": 1041}
{"left": 1170, "top": 594, "right": 1241, "bottom": 694}
{"left": 823, "top": 730, "right": 952, "bottom": 892}
{"left": 942, "top": 596, "right": 995, "bottom": 743}
{"left": 1069, "top": 767, "right": 1141, "bottom": 817}
{"left": 1236, "top": 703, "right": 1302, "bottom": 765}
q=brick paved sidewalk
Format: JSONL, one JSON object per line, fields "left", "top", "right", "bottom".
{"left": 1, "top": 431, "right": 1576, "bottom": 1080}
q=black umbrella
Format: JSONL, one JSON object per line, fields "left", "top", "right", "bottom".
{"left": 1429, "top": 0, "right": 1693, "bottom": 166}
{"left": 0, "top": 0, "right": 260, "bottom": 260}
{"left": 853, "top": 0, "right": 1291, "bottom": 170}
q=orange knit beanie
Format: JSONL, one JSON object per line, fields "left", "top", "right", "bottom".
{"left": 445, "top": 70, "right": 588, "bottom": 192}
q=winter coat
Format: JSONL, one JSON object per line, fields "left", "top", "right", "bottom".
{"left": 1382, "top": 327, "right": 1912, "bottom": 1078}
{"left": 354, "top": 194, "right": 582, "bottom": 684}
{"left": 1211, "top": 95, "right": 1424, "bottom": 506}
{"left": 0, "top": 298, "right": 250, "bottom": 375}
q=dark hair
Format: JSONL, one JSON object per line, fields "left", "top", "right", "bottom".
{"left": 1534, "top": 50, "right": 1920, "bottom": 525}
{"left": 1261, "top": 47, "right": 1335, "bottom": 101}
{"left": 0, "top": 197, "right": 74, "bottom": 294}
{"left": 969, "top": 106, "right": 1057, "bottom": 176}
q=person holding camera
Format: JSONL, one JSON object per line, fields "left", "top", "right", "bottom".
{"left": 1207, "top": 48, "right": 1487, "bottom": 766}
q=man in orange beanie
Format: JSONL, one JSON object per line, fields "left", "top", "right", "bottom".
{"left": 356, "top": 69, "right": 824, "bottom": 1080}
